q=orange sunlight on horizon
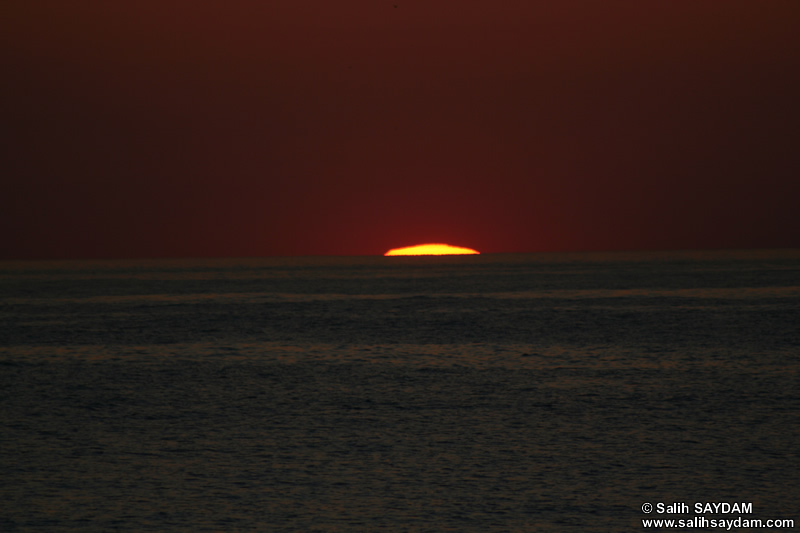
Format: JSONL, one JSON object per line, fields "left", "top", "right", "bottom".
{"left": 384, "top": 243, "right": 481, "bottom": 256}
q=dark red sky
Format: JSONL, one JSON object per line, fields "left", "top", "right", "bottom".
{"left": 2, "top": 1, "right": 799, "bottom": 258}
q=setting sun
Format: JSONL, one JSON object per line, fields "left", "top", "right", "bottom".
{"left": 384, "top": 243, "right": 480, "bottom": 256}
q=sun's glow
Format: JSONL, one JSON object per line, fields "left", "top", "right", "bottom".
{"left": 384, "top": 243, "right": 480, "bottom": 256}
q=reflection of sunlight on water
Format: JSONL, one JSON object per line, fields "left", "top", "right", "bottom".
{"left": 1, "top": 250, "right": 798, "bottom": 531}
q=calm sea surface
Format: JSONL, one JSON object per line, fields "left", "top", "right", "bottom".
{"left": 1, "top": 250, "right": 798, "bottom": 531}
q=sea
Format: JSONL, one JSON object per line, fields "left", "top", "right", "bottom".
{"left": 1, "top": 249, "right": 798, "bottom": 531}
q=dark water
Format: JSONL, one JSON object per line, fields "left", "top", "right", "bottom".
{"left": 1, "top": 250, "right": 798, "bottom": 531}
